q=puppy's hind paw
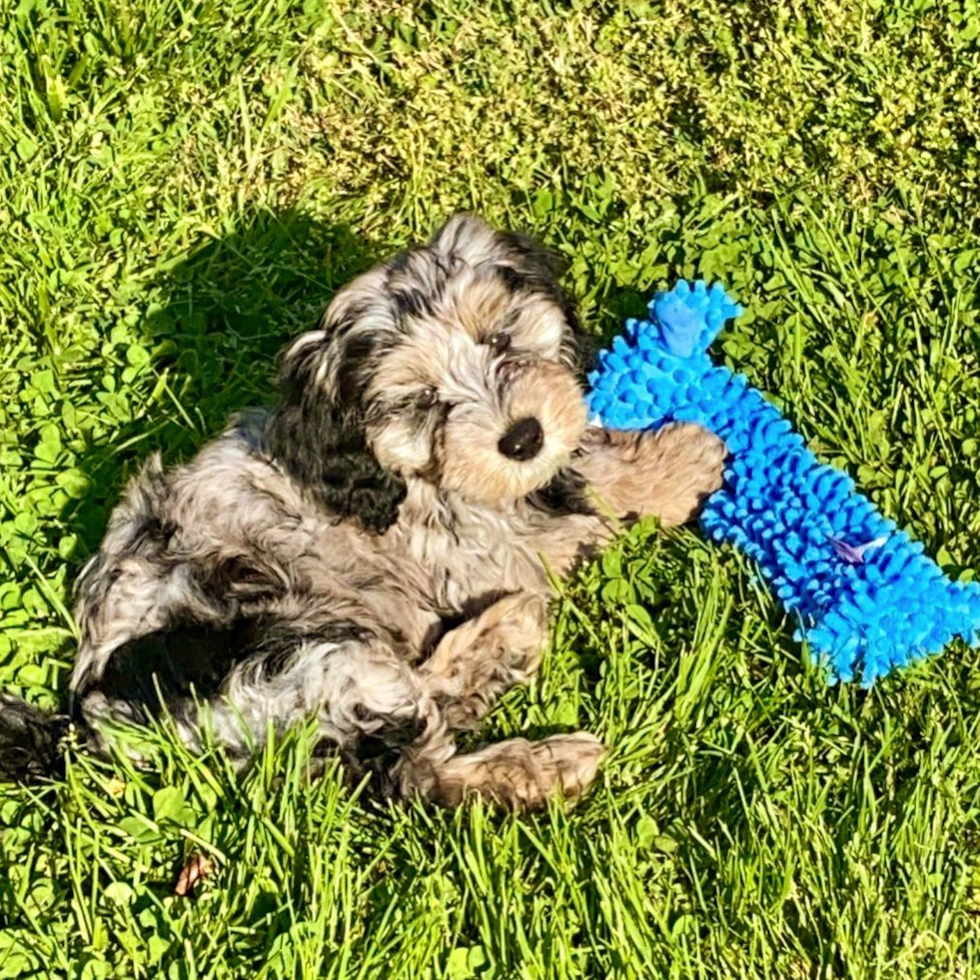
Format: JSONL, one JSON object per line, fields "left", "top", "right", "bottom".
{"left": 534, "top": 731, "right": 606, "bottom": 804}
{"left": 417, "top": 731, "right": 607, "bottom": 809}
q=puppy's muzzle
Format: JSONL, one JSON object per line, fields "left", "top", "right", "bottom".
{"left": 498, "top": 417, "right": 544, "bottom": 461}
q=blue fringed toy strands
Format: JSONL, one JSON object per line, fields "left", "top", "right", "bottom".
{"left": 586, "top": 280, "right": 980, "bottom": 685}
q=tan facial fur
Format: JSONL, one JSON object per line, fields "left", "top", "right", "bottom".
{"left": 364, "top": 267, "right": 585, "bottom": 502}
{"left": 440, "top": 360, "right": 586, "bottom": 502}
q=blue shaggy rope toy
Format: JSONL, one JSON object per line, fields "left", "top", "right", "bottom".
{"left": 586, "top": 280, "right": 980, "bottom": 685}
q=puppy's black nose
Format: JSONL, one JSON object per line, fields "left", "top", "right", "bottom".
{"left": 498, "top": 417, "right": 543, "bottom": 461}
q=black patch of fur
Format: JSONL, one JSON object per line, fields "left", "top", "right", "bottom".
{"left": 336, "top": 334, "right": 378, "bottom": 409}
{"left": 264, "top": 336, "right": 407, "bottom": 534}
{"left": 341, "top": 711, "right": 428, "bottom": 800}
{"left": 527, "top": 468, "right": 595, "bottom": 517}
{"left": 494, "top": 264, "right": 526, "bottom": 293}
{"left": 386, "top": 247, "right": 448, "bottom": 326}
{"left": 497, "top": 231, "right": 568, "bottom": 296}
{"left": 320, "top": 302, "right": 375, "bottom": 354}
{"left": 92, "top": 617, "right": 373, "bottom": 723}
{"left": 94, "top": 622, "right": 252, "bottom": 713}
{"left": 251, "top": 617, "right": 376, "bottom": 675}
{"left": 0, "top": 695, "right": 72, "bottom": 782}
{"left": 391, "top": 287, "right": 436, "bottom": 322}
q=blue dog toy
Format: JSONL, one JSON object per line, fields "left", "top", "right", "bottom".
{"left": 587, "top": 280, "right": 980, "bottom": 684}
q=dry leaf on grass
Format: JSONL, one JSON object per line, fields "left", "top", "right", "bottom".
{"left": 175, "top": 853, "right": 214, "bottom": 897}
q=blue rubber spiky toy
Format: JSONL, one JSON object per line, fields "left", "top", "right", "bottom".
{"left": 586, "top": 280, "right": 980, "bottom": 684}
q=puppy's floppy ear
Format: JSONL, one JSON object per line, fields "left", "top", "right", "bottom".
{"left": 498, "top": 228, "right": 591, "bottom": 373}
{"left": 498, "top": 229, "right": 568, "bottom": 289}
{"left": 265, "top": 330, "right": 407, "bottom": 534}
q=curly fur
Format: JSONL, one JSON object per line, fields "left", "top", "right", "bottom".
{"left": 0, "top": 215, "right": 727, "bottom": 808}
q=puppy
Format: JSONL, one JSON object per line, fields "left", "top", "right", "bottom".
{"left": 0, "top": 216, "right": 725, "bottom": 807}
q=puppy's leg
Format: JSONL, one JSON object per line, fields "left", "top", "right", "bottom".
{"left": 421, "top": 592, "right": 548, "bottom": 728}
{"left": 574, "top": 422, "right": 727, "bottom": 527}
{"left": 401, "top": 732, "right": 605, "bottom": 809}
{"left": 407, "top": 596, "right": 605, "bottom": 808}
{"left": 277, "top": 639, "right": 603, "bottom": 809}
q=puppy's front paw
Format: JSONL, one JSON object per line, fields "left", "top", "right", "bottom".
{"left": 619, "top": 422, "right": 726, "bottom": 526}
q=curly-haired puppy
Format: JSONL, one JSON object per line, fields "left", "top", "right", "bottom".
{"left": 0, "top": 216, "right": 725, "bottom": 807}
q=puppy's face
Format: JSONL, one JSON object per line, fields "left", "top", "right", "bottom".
{"left": 284, "top": 216, "right": 588, "bottom": 506}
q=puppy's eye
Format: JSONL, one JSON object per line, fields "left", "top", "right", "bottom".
{"left": 483, "top": 332, "right": 511, "bottom": 353}
{"left": 416, "top": 387, "right": 439, "bottom": 409}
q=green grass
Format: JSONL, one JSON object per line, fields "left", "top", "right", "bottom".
{"left": 3, "top": 0, "right": 980, "bottom": 975}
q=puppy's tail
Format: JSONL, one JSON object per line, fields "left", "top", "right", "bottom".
{"left": 0, "top": 694, "right": 72, "bottom": 782}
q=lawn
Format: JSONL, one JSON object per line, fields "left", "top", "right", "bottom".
{"left": 2, "top": 0, "right": 980, "bottom": 976}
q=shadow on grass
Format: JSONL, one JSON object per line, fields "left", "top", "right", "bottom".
{"left": 64, "top": 209, "right": 383, "bottom": 558}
